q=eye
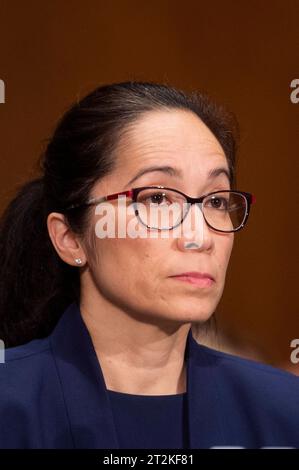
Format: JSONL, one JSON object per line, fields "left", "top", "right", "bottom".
{"left": 205, "top": 195, "right": 229, "bottom": 210}
{"left": 138, "top": 190, "right": 172, "bottom": 206}
{"left": 149, "top": 192, "right": 168, "bottom": 205}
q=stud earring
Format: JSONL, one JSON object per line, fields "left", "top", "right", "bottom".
{"left": 75, "top": 258, "right": 83, "bottom": 266}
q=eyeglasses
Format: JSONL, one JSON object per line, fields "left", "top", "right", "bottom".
{"left": 65, "top": 186, "right": 256, "bottom": 233}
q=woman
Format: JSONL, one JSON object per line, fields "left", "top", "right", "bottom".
{"left": 0, "top": 82, "right": 298, "bottom": 449}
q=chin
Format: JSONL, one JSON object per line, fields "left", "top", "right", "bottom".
{"left": 169, "top": 289, "right": 222, "bottom": 321}
{"left": 165, "top": 302, "right": 216, "bottom": 324}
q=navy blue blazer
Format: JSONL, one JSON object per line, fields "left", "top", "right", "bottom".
{"left": 0, "top": 302, "right": 298, "bottom": 449}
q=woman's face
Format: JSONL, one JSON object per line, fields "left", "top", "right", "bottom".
{"left": 83, "top": 110, "right": 234, "bottom": 325}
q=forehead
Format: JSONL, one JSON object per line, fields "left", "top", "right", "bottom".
{"left": 93, "top": 110, "right": 230, "bottom": 196}
{"left": 115, "top": 109, "right": 227, "bottom": 171}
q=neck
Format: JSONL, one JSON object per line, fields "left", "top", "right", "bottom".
{"left": 80, "top": 289, "right": 191, "bottom": 396}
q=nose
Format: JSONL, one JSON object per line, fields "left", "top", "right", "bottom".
{"left": 175, "top": 203, "right": 214, "bottom": 252}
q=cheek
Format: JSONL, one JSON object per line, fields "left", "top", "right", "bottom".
{"left": 93, "top": 237, "right": 161, "bottom": 294}
{"left": 216, "top": 234, "right": 234, "bottom": 275}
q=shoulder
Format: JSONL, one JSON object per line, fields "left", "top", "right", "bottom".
{"left": 193, "top": 340, "right": 299, "bottom": 400}
{"left": 189, "top": 339, "right": 299, "bottom": 448}
{"left": 0, "top": 334, "right": 73, "bottom": 448}
{"left": 0, "top": 336, "right": 59, "bottom": 400}
{"left": 3, "top": 336, "right": 51, "bottom": 362}
{"left": 1, "top": 336, "right": 52, "bottom": 371}
{"left": 199, "top": 342, "right": 297, "bottom": 379}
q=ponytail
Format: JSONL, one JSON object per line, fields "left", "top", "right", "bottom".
{"left": 0, "top": 178, "right": 79, "bottom": 347}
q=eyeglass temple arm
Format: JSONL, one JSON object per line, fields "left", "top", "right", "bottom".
{"left": 86, "top": 189, "right": 134, "bottom": 205}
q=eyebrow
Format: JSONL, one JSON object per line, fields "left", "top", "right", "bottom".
{"left": 126, "top": 165, "right": 231, "bottom": 187}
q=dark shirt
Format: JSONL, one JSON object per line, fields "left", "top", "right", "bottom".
{"left": 107, "top": 389, "right": 189, "bottom": 449}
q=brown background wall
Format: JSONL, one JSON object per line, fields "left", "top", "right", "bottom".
{"left": 0, "top": 0, "right": 298, "bottom": 373}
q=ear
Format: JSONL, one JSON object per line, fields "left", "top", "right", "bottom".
{"left": 47, "top": 212, "right": 86, "bottom": 267}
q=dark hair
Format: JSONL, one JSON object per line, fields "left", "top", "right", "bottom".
{"left": 0, "top": 81, "right": 239, "bottom": 347}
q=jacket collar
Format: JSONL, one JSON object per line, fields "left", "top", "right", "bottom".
{"left": 50, "top": 302, "right": 224, "bottom": 449}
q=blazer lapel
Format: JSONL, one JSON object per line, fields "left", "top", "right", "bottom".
{"left": 50, "top": 302, "right": 119, "bottom": 449}
{"left": 186, "top": 329, "right": 225, "bottom": 448}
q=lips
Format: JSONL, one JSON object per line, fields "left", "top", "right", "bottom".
{"left": 170, "top": 271, "right": 215, "bottom": 281}
{"left": 169, "top": 271, "right": 215, "bottom": 287}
